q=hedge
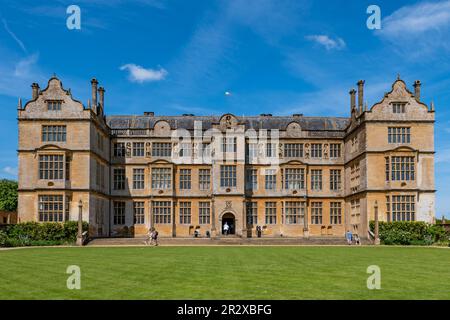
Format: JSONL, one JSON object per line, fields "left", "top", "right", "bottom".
{"left": 0, "top": 221, "right": 89, "bottom": 247}
{"left": 369, "top": 221, "right": 449, "bottom": 245}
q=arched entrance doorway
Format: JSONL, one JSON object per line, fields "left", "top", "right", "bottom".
{"left": 222, "top": 212, "right": 235, "bottom": 235}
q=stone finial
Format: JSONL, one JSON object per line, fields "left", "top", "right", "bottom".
{"left": 430, "top": 100, "right": 435, "bottom": 111}
{"left": 87, "top": 99, "right": 91, "bottom": 109}
{"left": 17, "top": 97, "right": 22, "bottom": 110}
{"left": 413, "top": 80, "right": 421, "bottom": 102}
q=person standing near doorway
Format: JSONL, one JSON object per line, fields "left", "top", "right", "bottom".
{"left": 346, "top": 230, "right": 353, "bottom": 245}
{"left": 223, "top": 222, "right": 229, "bottom": 235}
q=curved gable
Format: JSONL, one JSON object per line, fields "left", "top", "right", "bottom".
{"left": 21, "top": 77, "right": 85, "bottom": 118}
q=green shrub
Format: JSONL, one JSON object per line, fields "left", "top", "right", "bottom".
{"left": 369, "top": 221, "right": 449, "bottom": 245}
{"left": 0, "top": 221, "right": 89, "bottom": 247}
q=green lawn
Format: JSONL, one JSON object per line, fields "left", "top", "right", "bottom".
{"left": 0, "top": 246, "right": 449, "bottom": 300}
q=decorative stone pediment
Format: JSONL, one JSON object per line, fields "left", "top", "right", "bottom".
{"left": 219, "top": 114, "right": 238, "bottom": 129}
{"left": 153, "top": 120, "right": 171, "bottom": 135}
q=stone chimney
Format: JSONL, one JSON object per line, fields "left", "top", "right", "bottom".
{"left": 98, "top": 87, "right": 105, "bottom": 113}
{"left": 357, "top": 80, "right": 365, "bottom": 111}
{"left": 91, "top": 78, "right": 98, "bottom": 110}
{"left": 413, "top": 80, "right": 421, "bottom": 102}
{"left": 349, "top": 89, "right": 356, "bottom": 113}
{"left": 31, "top": 83, "right": 40, "bottom": 100}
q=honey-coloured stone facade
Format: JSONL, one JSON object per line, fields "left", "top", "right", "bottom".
{"left": 17, "top": 76, "right": 435, "bottom": 239}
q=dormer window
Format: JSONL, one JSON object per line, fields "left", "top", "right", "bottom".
{"left": 47, "top": 100, "right": 62, "bottom": 111}
{"left": 392, "top": 102, "right": 406, "bottom": 114}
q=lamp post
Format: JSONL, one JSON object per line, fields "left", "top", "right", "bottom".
{"left": 374, "top": 200, "right": 380, "bottom": 245}
{"left": 76, "top": 200, "right": 83, "bottom": 246}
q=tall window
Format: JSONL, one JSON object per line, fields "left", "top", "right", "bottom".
{"left": 113, "top": 201, "right": 126, "bottom": 225}
{"left": 311, "top": 144, "right": 322, "bottom": 158}
{"left": 246, "top": 143, "right": 258, "bottom": 162}
{"left": 284, "top": 143, "right": 303, "bottom": 158}
{"left": 153, "top": 201, "right": 171, "bottom": 224}
{"left": 330, "top": 202, "right": 342, "bottom": 225}
{"left": 330, "top": 144, "right": 341, "bottom": 158}
{"left": 179, "top": 143, "right": 192, "bottom": 157}
{"left": 284, "top": 168, "right": 304, "bottom": 190}
{"left": 199, "top": 169, "right": 211, "bottom": 190}
{"left": 132, "top": 142, "right": 145, "bottom": 157}
{"left": 114, "top": 142, "right": 126, "bottom": 157}
{"left": 388, "top": 127, "right": 411, "bottom": 144}
{"left": 152, "top": 168, "right": 172, "bottom": 189}
{"left": 220, "top": 165, "right": 236, "bottom": 187}
{"left": 311, "top": 202, "right": 323, "bottom": 224}
{"left": 265, "top": 169, "right": 276, "bottom": 190}
{"left": 199, "top": 202, "right": 210, "bottom": 224}
{"left": 39, "top": 155, "right": 64, "bottom": 180}
{"left": 152, "top": 142, "right": 172, "bottom": 157}
{"left": 179, "top": 202, "right": 191, "bottom": 224}
{"left": 42, "top": 125, "right": 66, "bottom": 142}
{"left": 265, "top": 202, "right": 277, "bottom": 224}
{"left": 392, "top": 102, "right": 406, "bottom": 113}
{"left": 266, "top": 142, "right": 276, "bottom": 158}
{"left": 284, "top": 201, "right": 305, "bottom": 224}
{"left": 47, "top": 100, "right": 62, "bottom": 111}
{"left": 246, "top": 169, "right": 258, "bottom": 190}
{"left": 386, "top": 156, "right": 415, "bottom": 181}
{"left": 311, "top": 169, "right": 322, "bottom": 191}
{"left": 391, "top": 195, "right": 415, "bottom": 221}
{"left": 246, "top": 202, "right": 258, "bottom": 225}
{"left": 330, "top": 169, "right": 341, "bottom": 191}
{"left": 179, "top": 169, "right": 191, "bottom": 190}
{"left": 221, "top": 137, "right": 237, "bottom": 153}
{"left": 350, "top": 162, "right": 361, "bottom": 192}
{"left": 350, "top": 199, "right": 361, "bottom": 227}
{"left": 113, "top": 168, "right": 126, "bottom": 190}
{"left": 38, "top": 195, "right": 63, "bottom": 222}
{"left": 133, "top": 168, "right": 145, "bottom": 189}
{"left": 133, "top": 201, "right": 145, "bottom": 224}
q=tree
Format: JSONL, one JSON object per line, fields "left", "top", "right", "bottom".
{"left": 0, "top": 179, "right": 18, "bottom": 212}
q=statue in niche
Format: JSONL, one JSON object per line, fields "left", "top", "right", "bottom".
{"left": 173, "top": 142, "right": 179, "bottom": 157}
{"left": 126, "top": 142, "right": 131, "bottom": 157}
{"left": 145, "top": 142, "right": 151, "bottom": 158}
{"left": 323, "top": 143, "right": 329, "bottom": 159}
{"left": 304, "top": 143, "right": 310, "bottom": 159}
{"left": 278, "top": 143, "right": 284, "bottom": 158}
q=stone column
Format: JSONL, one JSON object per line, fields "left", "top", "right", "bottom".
{"left": 374, "top": 201, "right": 380, "bottom": 245}
{"left": 211, "top": 197, "right": 216, "bottom": 237}
{"left": 76, "top": 200, "right": 83, "bottom": 246}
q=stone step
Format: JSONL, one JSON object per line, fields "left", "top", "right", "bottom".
{"left": 86, "top": 236, "right": 357, "bottom": 246}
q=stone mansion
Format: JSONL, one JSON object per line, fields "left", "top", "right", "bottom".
{"left": 17, "top": 76, "right": 435, "bottom": 239}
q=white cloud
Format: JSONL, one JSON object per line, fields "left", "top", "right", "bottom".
{"left": 2, "top": 166, "right": 17, "bottom": 176}
{"left": 2, "top": 18, "right": 27, "bottom": 54}
{"left": 305, "top": 35, "right": 346, "bottom": 50}
{"left": 381, "top": 0, "right": 450, "bottom": 37}
{"left": 14, "top": 53, "right": 39, "bottom": 77}
{"left": 120, "top": 64, "right": 168, "bottom": 83}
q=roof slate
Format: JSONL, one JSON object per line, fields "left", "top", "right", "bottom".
{"left": 106, "top": 115, "right": 350, "bottom": 131}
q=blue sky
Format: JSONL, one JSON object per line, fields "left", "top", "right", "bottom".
{"left": 0, "top": 0, "right": 449, "bottom": 215}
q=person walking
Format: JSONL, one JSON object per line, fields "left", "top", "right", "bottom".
{"left": 223, "top": 222, "right": 229, "bottom": 235}
{"left": 152, "top": 229, "right": 159, "bottom": 246}
{"left": 346, "top": 230, "right": 353, "bottom": 245}
{"left": 145, "top": 228, "right": 153, "bottom": 245}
